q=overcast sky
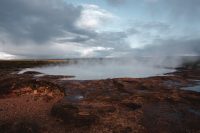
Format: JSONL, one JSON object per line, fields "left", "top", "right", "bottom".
{"left": 0, "top": 0, "right": 200, "bottom": 59}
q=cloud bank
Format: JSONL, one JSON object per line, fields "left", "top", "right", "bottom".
{"left": 0, "top": 0, "right": 199, "bottom": 59}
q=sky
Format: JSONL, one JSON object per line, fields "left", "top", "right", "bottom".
{"left": 0, "top": 0, "right": 200, "bottom": 59}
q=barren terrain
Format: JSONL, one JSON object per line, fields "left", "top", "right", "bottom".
{"left": 0, "top": 59, "right": 200, "bottom": 133}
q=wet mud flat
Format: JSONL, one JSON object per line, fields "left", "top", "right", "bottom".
{"left": 0, "top": 60, "right": 200, "bottom": 133}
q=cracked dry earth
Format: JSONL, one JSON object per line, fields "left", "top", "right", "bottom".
{"left": 0, "top": 62, "right": 200, "bottom": 133}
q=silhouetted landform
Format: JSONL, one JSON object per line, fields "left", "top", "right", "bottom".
{"left": 0, "top": 57, "right": 200, "bottom": 133}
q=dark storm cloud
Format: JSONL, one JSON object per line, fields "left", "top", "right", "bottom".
{"left": 0, "top": 0, "right": 129, "bottom": 58}
{"left": 0, "top": 0, "right": 83, "bottom": 43}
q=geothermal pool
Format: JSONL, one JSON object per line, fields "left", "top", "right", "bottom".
{"left": 19, "top": 59, "right": 176, "bottom": 80}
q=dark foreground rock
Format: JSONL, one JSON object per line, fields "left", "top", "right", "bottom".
{"left": 0, "top": 120, "right": 40, "bottom": 133}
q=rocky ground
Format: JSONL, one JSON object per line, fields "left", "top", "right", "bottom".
{"left": 0, "top": 60, "right": 200, "bottom": 133}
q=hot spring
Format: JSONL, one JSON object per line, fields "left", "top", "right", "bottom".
{"left": 19, "top": 58, "right": 177, "bottom": 80}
